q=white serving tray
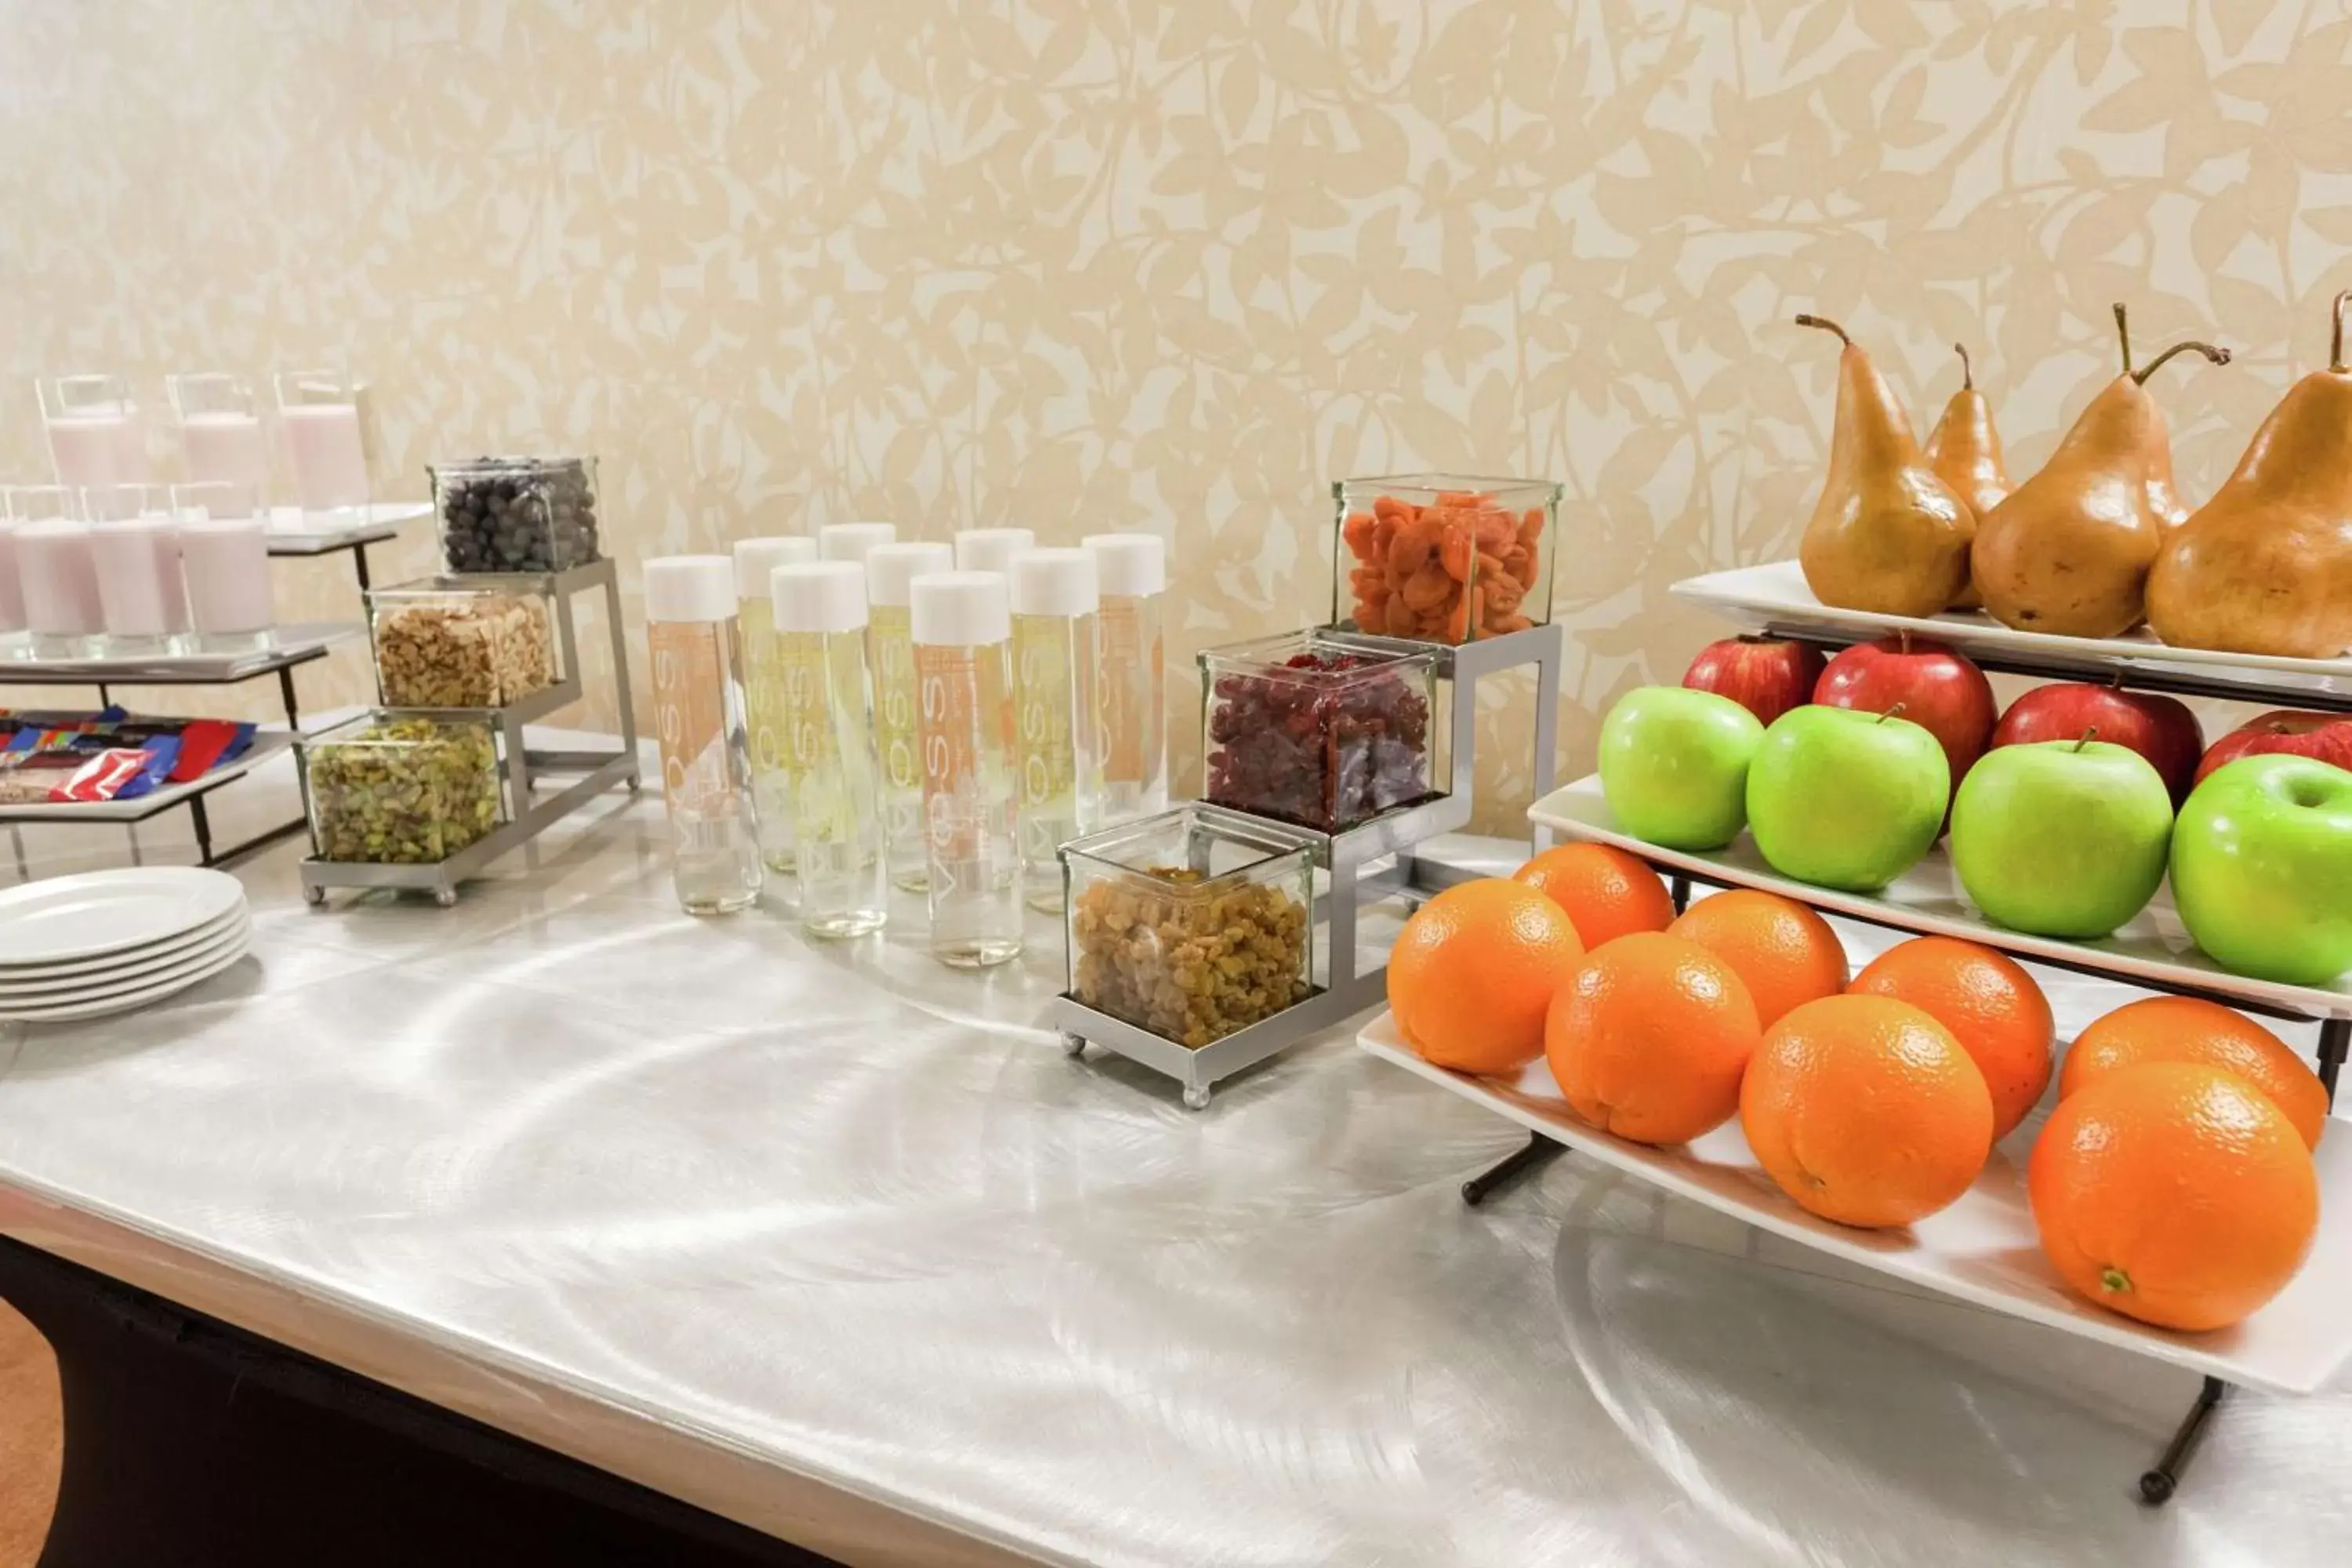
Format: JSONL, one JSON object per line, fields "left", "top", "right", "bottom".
{"left": 0, "top": 626, "right": 358, "bottom": 681}
{"left": 0, "top": 731, "right": 295, "bottom": 826}
{"left": 1358, "top": 1013, "right": 2352, "bottom": 1396}
{"left": 1530, "top": 775, "right": 2352, "bottom": 1022}
{"left": 263, "top": 499, "right": 430, "bottom": 553}
{"left": 1673, "top": 559, "right": 2352, "bottom": 704}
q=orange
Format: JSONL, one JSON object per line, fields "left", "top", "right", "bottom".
{"left": 1544, "top": 932, "right": 1761, "bottom": 1145}
{"left": 2031, "top": 1062, "right": 2317, "bottom": 1330}
{"left": 1740, "top": 995, "right": 1994, "bottom": 1229}
{"left": 2060, "top": 996, "right": 2328, "bottom": 1152}
{"left": 1849, "top": 936, "right": 2055, "bottom": 1142}
{"left": 1388, "top": 878, "right": 1584, "bottom": 1076}
{"left": 1668, "top": 889, "right": 1849, "bottom": 1027}
{"left": 1512, "top": 844, "right": 1676, "bottom": 949}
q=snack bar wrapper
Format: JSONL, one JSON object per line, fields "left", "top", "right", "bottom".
{"left": 52, "top": 749, "right": 158, "bottom": 804}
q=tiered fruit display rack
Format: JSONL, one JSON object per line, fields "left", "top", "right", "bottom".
{"left": 1360, "top": 560, "right": 2352, "bottom": 1505}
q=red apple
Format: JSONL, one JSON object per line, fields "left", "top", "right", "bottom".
{"left": 1681, "top": 635, "right": 1824, "bottom": 727}
{"left": 1991, "top": 684, "right": 2205, "bottom": 807}
{"left": 2195, "top": 710, "right": 2352, "bottom": 786}
{"left": 1811, "top": 633, "right": 1997, "bottom": 786}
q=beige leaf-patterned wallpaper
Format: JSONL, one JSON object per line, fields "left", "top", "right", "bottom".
{"left": 3, "top": 1, "right": 2347, "bottom": 830}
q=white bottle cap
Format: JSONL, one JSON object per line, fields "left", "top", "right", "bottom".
{"left": 866, "top": 541, "right": 954, "bottom": 608}
{"left": 953, "top": 527, "right": 1035, "bottom": 575}
{"left": 643, "top": 555, "right": 739, "bottom": 623}
{"left": 819, "top": 521, "right": 897, "bottom": 564}
{"left": 771, "top": 561, "right": 868, "bottom": 634}
{"left": 731, "top": 535, "right": 816, "bottom": 601}
{"left": 1010, "top": 546, "right": 1098, "bottom": 617}
{"left": 1083, "top": 532, "right": 1167, "bottom": 596}
{"left": 909, "top": 570, "right": 1011, "bottom": 648}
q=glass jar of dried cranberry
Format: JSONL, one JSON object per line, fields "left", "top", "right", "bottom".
{"left": 1198, "top": 631, "right": 1440, "bottom": 832}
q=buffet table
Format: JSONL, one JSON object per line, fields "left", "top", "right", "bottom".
{"left": 2, "top": 743, "right": 2350, "bottom": 1566}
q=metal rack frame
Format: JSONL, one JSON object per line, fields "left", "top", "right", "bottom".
{"left": 298, "top": 558, "right": 641, "bottom": 907}
{"left": 1055, "top": 621, "right": 1564, "bottom": 1109}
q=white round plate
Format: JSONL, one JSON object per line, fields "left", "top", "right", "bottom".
{"left": 0, "top": 904, "right": 249, "bottom": 982}
{"left": 0, "top": 913, "right": 252, "bottom": 999}
{"left": 0, "top": 936, "right": 250, "bottom": 1022}
{"left": 0, "top": 868, "right": 246, "bottom": 967}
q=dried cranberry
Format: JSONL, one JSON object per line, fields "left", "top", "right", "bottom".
{"left": 1204, "top": 652, "right": 1432, "bottom": 831}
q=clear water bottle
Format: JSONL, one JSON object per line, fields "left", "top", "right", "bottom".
{"left": 644, "top": 555, "right": 764, "bottom": 915}
{"left": 819, "top": 521, "right": 896, "bottom": 565}
{"left": 733, "top": 535, "right": 818, "bottom": 873}
{"left": 865, "top": 541, "right": 953, "bottom": 892}
{"left": 1009, "top": 547, "right": 1103, "bottom": 913}
{"left": 954, "top": 527, "right": 1033, "bottom": 576}
{"left": 1083, "top": 533, "right": 1168, "bottom": 824}
{"left": 769, "top": 561, "right": 887, "bottom": 938}
{"left": 910, "top": 570, "right": 1023, "bottom": 967}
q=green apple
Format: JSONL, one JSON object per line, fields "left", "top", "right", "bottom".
{"left": 1950, "top": 739, "right": 2172, "bottom": 939}
{"left": 2172, "top": 755, "right": 2352, "bottom": 985}
{"left": 1745, "top": 705, "right": 1949, "bottom": 891}
{"left": 1598, "top": 686, "right": 1765, "bottom": 850}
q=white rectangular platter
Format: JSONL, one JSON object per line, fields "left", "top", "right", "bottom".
{"left": 1674, "top": 559, "right": 2352, "bottom": 705}
{"left": 0, "top": 624, "right": 359, "bottom": 681}
{"left": 1359, "top": 1012, "right": 2352, "bottom": 1395}
{"left": 1530, "top": 775, "right": 2352, "bottom": 1022}
{"left": 0, "top": 731, "right": 296, "bottom": 824}
{"left": 263, "top": 499, "right": 430, "bottom": 552}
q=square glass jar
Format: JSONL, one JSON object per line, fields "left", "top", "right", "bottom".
{"left": 299, "top": 712, "right": 504, "bottom": 864}
{"left": 430, "top": 456, "right": 601, "bottom": 574}
{"left": 366, "top": 575, "right": 562, "bottom": 709}
{"left": 1199, "top": 630, "right": 1442, "bottom": 833}
{"left": 1331, "top": 474, "right": 1562, "bottom": 644}
{"left": 1063, "top": 805, "right": 1317, "bottom": 1048}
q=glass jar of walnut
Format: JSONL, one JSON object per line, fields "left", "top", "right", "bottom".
{"left": 366, "top": 577, "right": 560, "bottom": 710}
{"left": 1062, "top": 806, "right": 1316, "bottom": 1047}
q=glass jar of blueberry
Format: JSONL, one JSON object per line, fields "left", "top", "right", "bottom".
{"left": 1198, "top": 630, "right": 1441, "bottom": 833}
{"left": 429, "top": 456, "right": 601, "bottom": 574}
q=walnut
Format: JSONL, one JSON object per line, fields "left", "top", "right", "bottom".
{"left": 374, "top": 592, "right": 555, "bottom": 709}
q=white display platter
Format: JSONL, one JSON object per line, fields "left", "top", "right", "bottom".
{"left": 0, "top": 731, "right": 296, "bottom": 826}
{"left": 1530, "top": 775, "right": 2352, "bottom": 1022}
{"left": 264, "top": 499, "right": 430, "bottom": 554}
{"left": 1358, "top": 1013, "right": 2352, "bottom": 1396}
{"left": 1672, "top": 559, "right": 2352, "bottom": 705}
{"left": 0, "top": 625, "right": 358, "bottom": 681}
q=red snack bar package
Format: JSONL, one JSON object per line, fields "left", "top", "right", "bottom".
{"left": 51, "top": 750, "right": 154, "bottom": 803}
{"left": 168, "top": 720, "right": 243, "bottom": 782}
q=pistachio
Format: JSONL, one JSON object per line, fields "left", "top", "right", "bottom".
{"left": 307, "top": 717, "right": 500, "bottom": 863}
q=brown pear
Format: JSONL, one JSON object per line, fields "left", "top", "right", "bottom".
{"left": 1922, "top": 343, "right": 2005, "bottom": 608}
{"left": 2147, "top": 290, "right": 2352, "bottom": 659}
{"left": 2142, "top": 398, "right": 2196, "bottom": 528}
{"left": 1794, "top": 314, "right": 1973, "bottom": 618}
{"left": 1972, "top": 305, "right": 2229, "bottom": 639}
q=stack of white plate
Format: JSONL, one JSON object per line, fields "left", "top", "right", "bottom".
{"left": 0, "top": 867, "right": 251, "bottom": 1023}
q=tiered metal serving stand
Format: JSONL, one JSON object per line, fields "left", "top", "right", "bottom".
{"left": 0, "top": 631, "right": 347, "bottom": 869}
{"left": 1054, "top": 618, "right": 1564, "bottom": 1109}
{"left": 297, "top": 557, "right": 642, "bottom": 907}
{"left": 1441, "top": 561, "right": 2352, "bottom": 1505}
{"left": 0, "top": 502, "right": 437, "bottom": 868}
